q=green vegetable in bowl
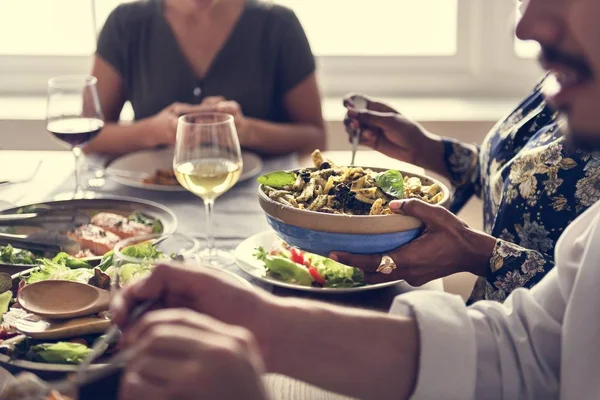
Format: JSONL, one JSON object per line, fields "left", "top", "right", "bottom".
{"left": 0, "top": 245, "right": 37, "bottom": 265}
{"left": 97, "top": 250, "right": 114, "bottom": 271}
{"left": 375, "top": 170, "right": 405, "bottom": 199}
{"left": 120, "top": 241, "right": 164, "bottom": 260}
{"left": 29, "top": 342, "right": 92, "bottom": 364}
{"left": 128, "top": 212, "right": 163, "bottom": 233}
{"left": 257, "top": 171, "right": 297, "bottom": 189}
{"left": 51, "top": 252, "right": 91, "bottom": 269}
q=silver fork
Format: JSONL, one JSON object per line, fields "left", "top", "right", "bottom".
{"left": 21, "top": 300, "right": 155, "bottom": 398}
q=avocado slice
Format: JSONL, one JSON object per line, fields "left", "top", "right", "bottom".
{"left": 264, "top": 256, "right": 314, "bottom": 286}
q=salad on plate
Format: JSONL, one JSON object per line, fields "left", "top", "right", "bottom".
{"left": 254, "top": 242, "right": 364, "bottom": 288}
{"left": 0, "top": 241, "right": 171, "bottom": 366}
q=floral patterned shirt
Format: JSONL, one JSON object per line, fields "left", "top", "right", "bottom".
{"left": 443, "top": 77, "right": 600, "bottom": 302}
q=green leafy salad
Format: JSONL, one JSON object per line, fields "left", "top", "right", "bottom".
{"left": 0, "top": 241, "right": 168, "bottom": 365}
{"left": 254, "top": 242, "right": 364, "bottom": 288}
{"left": 0, "top": 245, "right": 38, "bottom": 266}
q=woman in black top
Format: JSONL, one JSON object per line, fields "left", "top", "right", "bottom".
{"left": 85, "top": 0, "right": 325, "bottom": 156}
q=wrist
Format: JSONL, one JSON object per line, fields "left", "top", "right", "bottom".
{"left": 250, "top": 294, "right": 286, "bottom": 372}
{"left": 464, "top": 228, "right": 497, "bottom": 277}
{"left": 238, "top": 117, "right": 257, "bottom": 148}
{"left": 139, "top": 117, "right": 164, "bottom": 148}
{"left": 417, "top": 133, "right": 449, "bottom": 178}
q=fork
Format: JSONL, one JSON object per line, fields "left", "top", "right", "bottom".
{"left": 41, "top": 300, "right": 155, "bottom": 397}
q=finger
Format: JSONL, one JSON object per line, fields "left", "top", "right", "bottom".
{"left": 342, "top": 93, "right": 369, "bottom": 109}
{"left": 354, "top": 110, "right": 398, "bottom": 131}
{"left": 123, "top": 308, "right": 228, "bottom": 346}
{"left": 200, "top": 96, "right": 225, "bottom": 106}
{"left": 389, "top": 199, "right": 453, "bottom": 228}
{"left": 363, "top": 271, "right": 402, "bottom": 285}
{"left": 170, "top": 103, "right": 198, "bottom": 116}
{"left": 125, "top": 354, "right": 182, "bottom": 386}
{"left": 367, "top": 100, "right": 399, "bottom": 114}
{"left": 328, "top": 252, "right": 381, "bottom": 273}
{"left": 215, "top": 101, "right": 241, "bottom": 115}
{"left": 119, "top": 371, "right": 170, "bottom": 400}
{"left": 109, "top": 263, "right": 201, "bottom": 327}
{"left": 111, "top": 263, "right": 254, "bottom": 328}
{"left": 131, "top": 324, "right": 208, "bottom": 357}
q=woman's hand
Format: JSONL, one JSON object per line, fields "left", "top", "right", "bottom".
{"left": 342, "top": 93, "right": 448, "bottom": 176}
{"left": 330, "top": 199, "right": 497, "bottom": 286}
{"left": 145, "top": 102, "right": 203, "bottom": 147}
{"left": 198, "top": 99, "right": 250, "bottom": 144}
{"left": 119, "top": 308, "right": 267, "bottom": 400}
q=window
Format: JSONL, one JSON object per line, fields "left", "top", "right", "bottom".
{"left": 514, "top": 10, "right": 540, "bottom": 59}
{"left": 274, "top": 0, "right": 458, "bottom": 56}
{"left": 0, "top": 0, "right": 542, "bottom": 98}
{"left": 0, "top": 0, "right": 122, "bottom": 56}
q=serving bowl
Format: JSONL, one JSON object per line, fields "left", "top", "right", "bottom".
{"left": 258, "top": 167, "right": 450, "bottom": 256}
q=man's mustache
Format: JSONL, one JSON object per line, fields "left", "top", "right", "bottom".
{"left": 539, "top": 46, "right": 592, "bottom": 76}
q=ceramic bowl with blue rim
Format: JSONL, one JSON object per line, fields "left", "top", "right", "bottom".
{"left": 258, "top": 168, "right": 450, "bottom": 256}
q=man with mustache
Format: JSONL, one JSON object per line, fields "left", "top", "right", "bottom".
{"left": 112, "top": 0, "right": 600, "bottom": 399}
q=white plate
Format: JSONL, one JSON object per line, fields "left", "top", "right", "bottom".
{"left": 235, "top": 231, "right": 402, "bottom": 294}
{"left": 107, "top": 147, "right": 263, "bottom": 192}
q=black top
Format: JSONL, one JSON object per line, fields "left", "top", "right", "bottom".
{"left": 96, "top": 0, "right": 315, "bottom": 122}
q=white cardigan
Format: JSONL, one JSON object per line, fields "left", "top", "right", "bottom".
{"left": 391, "top": 200, "right": 600, "bottom": 399}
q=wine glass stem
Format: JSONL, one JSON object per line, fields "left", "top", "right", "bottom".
{"left": 72, "top": 147, "right": 83, "bottom": 195}
{"left": 204, "top": 199, "right": 216, "bottom": 259}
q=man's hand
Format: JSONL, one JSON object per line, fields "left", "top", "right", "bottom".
{"left": 111, "top": 264, "right": 275, "bottom": 361}
{"left": 330, "top": 199, "right": 497, "bottom": 286}
{"left": 119, "top": 309, "right": 267, "bottom": 400}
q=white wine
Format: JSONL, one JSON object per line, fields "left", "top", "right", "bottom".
{"left": 175, "top": 158, "right": 242, "bottom": 200}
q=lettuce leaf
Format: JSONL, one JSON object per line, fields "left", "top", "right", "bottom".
{"left": 26, "top": 258, "right": 95, "bottom": 284}
{"left": 257, "top": 171, "right": 297, "bottom": 188}
{"left": 105, "top": 263, "right": 153, "bottom": 286}
{"left": 307, "top": 254, "right": 365, "bottom": 288}
{"left": 30, "top": 342, "right": 92, "bottom": 364}
{"left": 121, "top": 242, "right": 163, "bottom": 260}
{"left": 128, "top": 212, "right": 163, "bottom": 233}
{"left": 0, "top": 291, "right": 12, "bottom": 322}
{"left": 376, "top": 170, "right": 405, "bottom": 199}
{"left": 0, "top": 245, "right": 37, "bottom": 265}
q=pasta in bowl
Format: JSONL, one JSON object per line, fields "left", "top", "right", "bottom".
{"left": 257, "top": 150, "right": 450, "bottom": 256}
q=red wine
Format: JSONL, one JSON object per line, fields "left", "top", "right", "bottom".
{"left": 47, "top": 118, "right": 104, "bottom": 147}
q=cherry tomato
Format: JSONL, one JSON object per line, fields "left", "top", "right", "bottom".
{"left": 290, "top": 248, "right": 305, "bottom": 265}
{"left": 308, "top": 267, "right": 327, "bottom": 285}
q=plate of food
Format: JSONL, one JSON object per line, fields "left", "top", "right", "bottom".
{"left": 106, "top": 147, "right": 263, "bottom": 191}
{"left": 257, "top": 149, "right": 450, "bottom": 256}
{"left": 0, "top": 197, "right": 177, "bottom": 272}
{"left": 236, "top": 231, "right": 402, "bottom": 293}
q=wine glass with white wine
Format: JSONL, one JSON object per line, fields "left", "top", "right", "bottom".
{"left": 173, "top": 113, "right": 243, "bottom": 267}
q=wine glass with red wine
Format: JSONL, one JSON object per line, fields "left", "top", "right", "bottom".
{"left": 46, "top": 75, "right": 104, "bottom": 200}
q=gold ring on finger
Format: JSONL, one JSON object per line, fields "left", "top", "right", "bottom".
{"left": 376, "top": 254, "right": 397, "bottom": 275}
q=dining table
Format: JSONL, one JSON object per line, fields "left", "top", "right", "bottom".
{"left": 0, "top": 149, "right": 444, "bottom": 400}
